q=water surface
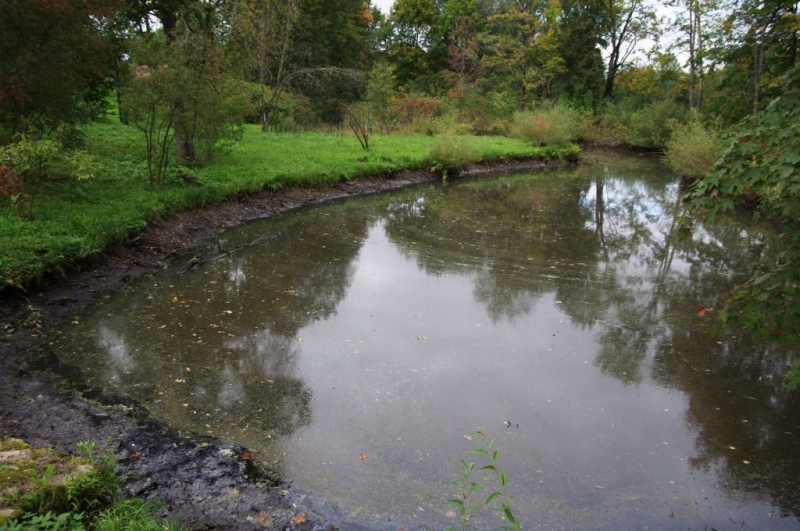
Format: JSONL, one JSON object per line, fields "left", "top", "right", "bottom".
{"left": 51, "top": 150, "right": 800, "bottom": 530}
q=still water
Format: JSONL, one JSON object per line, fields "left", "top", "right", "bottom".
{"left": 51, "top": 150, "right": 800, "bottom": 529}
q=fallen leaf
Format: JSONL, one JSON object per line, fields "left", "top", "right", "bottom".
{"left": 241, "top": 451, "right": 252, "bottom": 460}
{"left": 358, "top": 453, "right": 368, "bottom": 461}
{"left": 696, "top": 305, "right": 715, "bottom": 317}
{"left": 463, "top": 435, "right": 472, "bottom": 441}
{"left": 297, "top": 336, "right": 305, "bottom": 342}
{"left": 290, "top": 513, "right": 307, "bottom": 524}
{"left": 743, "top": 460, "right": 751, "bottom": 465}
{"left": 256, "top": 511, "right": 271, "bottom": 526}
{"left": 131, "top": 451, "right": 142, "bottom": 459}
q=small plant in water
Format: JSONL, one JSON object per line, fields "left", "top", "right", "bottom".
{"left": 447, "top": 427, "right": 521, "bottom": 531}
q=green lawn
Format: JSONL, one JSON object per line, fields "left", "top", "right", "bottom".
{"left": 0, "top": 122, "right": 578, "bottom": 289}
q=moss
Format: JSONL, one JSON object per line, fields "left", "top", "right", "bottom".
{"left": 0, "top": 438, "right": 94, "bottom": 525}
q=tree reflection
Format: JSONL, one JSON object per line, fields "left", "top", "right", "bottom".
{"left": 381, "top": 154, "right": 800, "bottom": 517}
{"left": 52, "top": 204, "right": 374, "bottom": 464}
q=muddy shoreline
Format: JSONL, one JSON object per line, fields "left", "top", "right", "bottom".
{"left": 0, "top": 158, "right": 559, "bottom": 530}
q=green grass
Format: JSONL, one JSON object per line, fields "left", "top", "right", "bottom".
{"left": 1, "top": 121, "right": 577, "bottom": 289}
{"left": 0, "top": 440, "right": 184, "bottom": 531}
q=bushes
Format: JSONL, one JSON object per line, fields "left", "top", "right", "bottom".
{"left": 664, "top": 118, "right": 721, "bottom": 180}
{"left": 598, "top": 99, "right": 687, "bottom": 149}
{"left": 510, "top": 104, "right": 585, "bottom": 146}
{"left": 429, "top": 135, "right": 479, "bottom": 171}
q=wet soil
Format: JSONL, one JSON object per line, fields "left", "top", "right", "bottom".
{"left": 0, "top": 159, "right": 558, "bottom": 530}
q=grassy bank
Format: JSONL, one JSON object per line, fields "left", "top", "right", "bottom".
{"left": 0, "top": 121, "right": 577, "bottom": 290}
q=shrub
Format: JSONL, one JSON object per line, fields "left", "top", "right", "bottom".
{"left": 389, "top": 94, "right": 443, "bottom": 132}
{"left": 624, "top": 99, "right": 686, "bottom": 149}
{"left": 664, "top": 118, "right": 721, "bottom": 180}
{"left": 0, "top": 136, "right": 95, "bottom": 218}
{"left": 429, "top": 135, "right": 479, "bottom": 172}
{"left": 510, "top": 104, "right": 584, "bottom": 146}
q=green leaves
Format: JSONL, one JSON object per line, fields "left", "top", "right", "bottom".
{"left": 685, "top": 67, "right": 800, "bottom": 347}
{"left": 447, "top": 427, "right": 521, "bottom": 531}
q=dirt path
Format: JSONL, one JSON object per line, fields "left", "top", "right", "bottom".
{"left": 0, "top": 159, "right": 557, "bottom": 530}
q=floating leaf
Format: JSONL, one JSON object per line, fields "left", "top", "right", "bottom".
{"left": 358, "top": 453, "right": 368, "bottom": 461}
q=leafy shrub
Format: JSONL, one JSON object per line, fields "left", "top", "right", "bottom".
{"left": 685, "top": 68, "right": 800, "bottom": 346}
{"left": 0, "top": 136, "right": 95, "bottom": 218}
{"left": 389, "top": 94, "right": 443, "bottom": 132}
{"left": 625, "top": 99, "right": 686, "bottom": 149}
{"left": 510, "top": 104, "right": 584, "bottom": 146}
{"left": 429, "top": 135, "right": 479, "bottom": 172}
{"left": 664, "top": 118, "right": 721, "bottom": 180}
{"left": 430, "top": 111, "right": 474, "bottom": 136}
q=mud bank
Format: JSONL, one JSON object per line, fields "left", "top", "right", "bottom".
{"left": 0, "top": 158, "right": 560, "bottom": 530}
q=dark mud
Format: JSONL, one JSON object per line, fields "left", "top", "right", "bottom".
{"left": 0, "top": 159, "right": 558, "bottom": 530}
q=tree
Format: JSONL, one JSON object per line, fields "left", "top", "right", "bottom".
{"left": 228, "top": 0, "right": 302, "bottom": 132}
{"left": 670, "top": 0, "right": 712, "bottom": 110}
{"left": 0, "top": 0, "right": 120, "bottom": 135}
{"left": 685, "top": 67, "right": 800, "bottom": 347}
{"left": 551, "top": 0, "right": 606, "bottom": 103}
{"left": 715, "top": 0, "right": 799, "bottom": 113}
{"left": 387, "top": 0, "right": 441, "bottom": 87}
{"left": 446, "top": 15, "right": 481, "bottom": 103}
{"left": 602, "top": 0, "right": 660, "bottom": 99}
{"left": 480, "top": 2, "right": 545, "bottom": 108}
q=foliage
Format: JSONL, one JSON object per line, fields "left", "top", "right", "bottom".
{"left": 92, "top": 499, "right": 184, "bottom": 531}
{"left": 366, "top": 62, "right": 397, "bottom": 128}
{"left": 0, "top": 441, "right": 184, "bottom": 531}
{"left": 601, "top": 0, "right": 661, "bottom": 99}
{"left": 12, "top": 441, "right": 118, "bottom": 517}
{"left": 0, "top": 511, "right": 85, "bottom": 531}
{"left": 623, "top": 99, "right": 687, "bottom": 149}
{"left": 510, "top": 104, "right": 586, "bottom": 146}
{"left": 479, "top": 5, "right": 544, "bottom": 109}
{"left": 785, "top": 359, "right": 800, "bottom": 391}
{"left": 387, "top": 0, "right": 440, "bottom": 87}
{"left": 0, "top": 135, "right": 94, "bottom": 218}
{"left": 664, "top": 117, "right": 721, "bottom": 179}
{"left": 0, "top": 0, "right": 119, "bottom": 135}
{"left": 389, "top": 94, "right": 443, "bottom": 132}
{"left": 447, "top": 427, "right": 521, "bottom": 531}
{"left": 122, "top": 29, "right": 248, "bottom": 182}
{"left": 429, "top": 134, "right": 479, "bottom": 174}
{"left": 685, "top": 67, "right": 800, "bottom": 351}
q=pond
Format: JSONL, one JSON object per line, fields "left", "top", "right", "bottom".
{"left": 49, "top": 149, "right": 800, "bottom": 530}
